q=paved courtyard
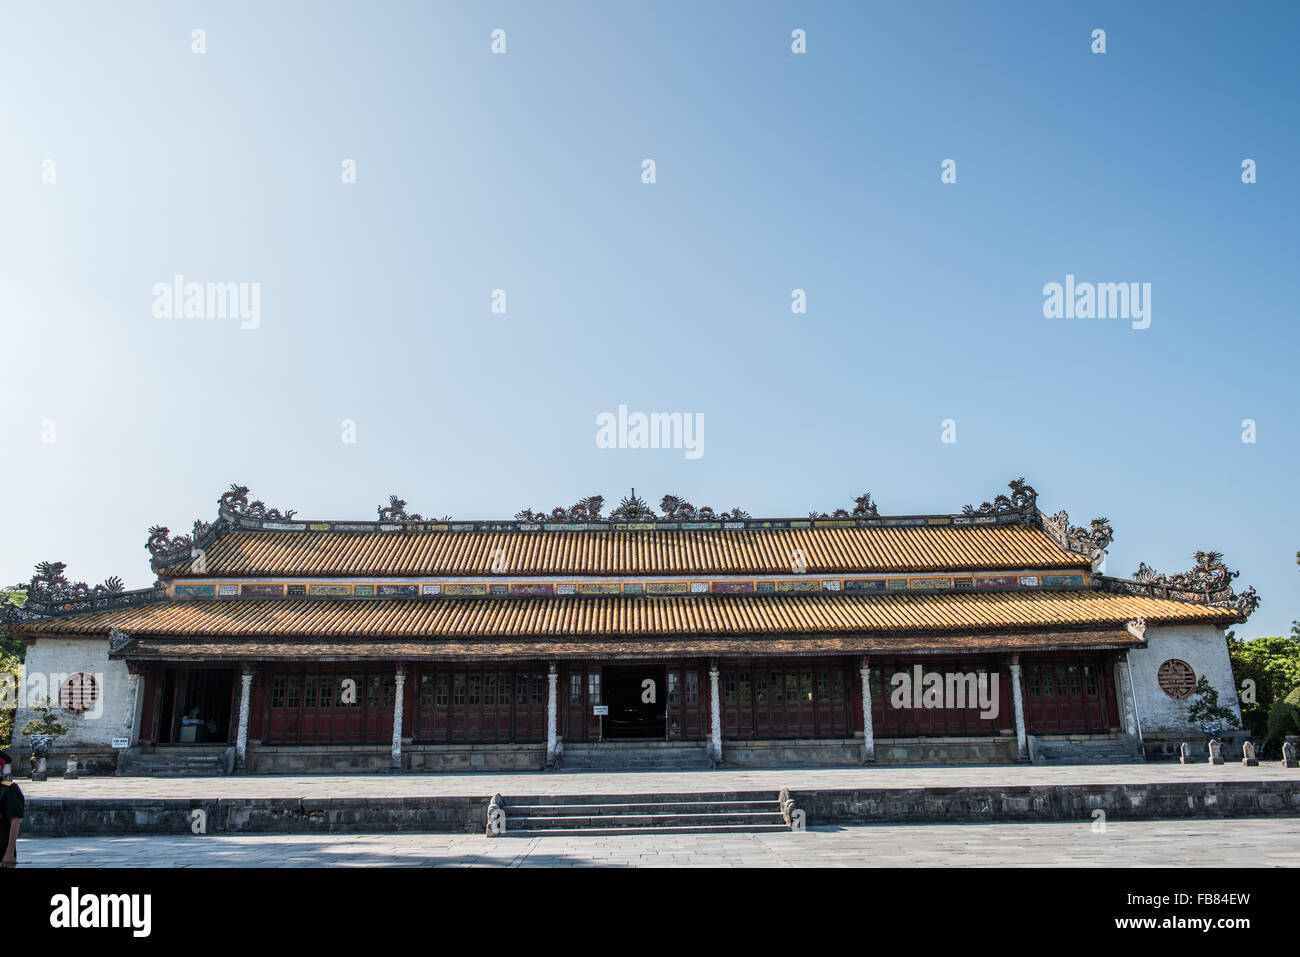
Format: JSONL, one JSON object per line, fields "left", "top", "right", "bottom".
{"left": 20, "top": 761, "right": 1300, "bottom": 800}
{"left": 17, "top": 817, "right": 1299, "bottom": 867}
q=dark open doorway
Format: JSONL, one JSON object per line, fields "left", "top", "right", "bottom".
{"left": 601, "top": 665, "right": 666, "bottom": 739}
{"left": 157, "top": 668, "right": 235, "bottom": 744}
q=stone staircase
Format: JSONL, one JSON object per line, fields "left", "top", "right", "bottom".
{"left": 1028, "top": 734, "right": 1143, "bottom": 765}
{"left": 492, "top": 789, "right": 799, "bottom": 836}
{"left": 557, "top": 741, "right": 713, "bottom": 770}
{"left": 117, "top": 746, "right": 232, "bottom": 777}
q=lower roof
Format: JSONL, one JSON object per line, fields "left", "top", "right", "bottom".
{"left": 25, "top": 588, "right": 1231, "bottom": 641}
{"left": 112, "top": 629, "right": 1141, "bottom": 661}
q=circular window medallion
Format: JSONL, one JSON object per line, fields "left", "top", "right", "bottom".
{"left": 59, "top": 673, "right": 100, "bottom": 714}
{"left": 1157, "top": 659, "right": 1196, "bottom": 699}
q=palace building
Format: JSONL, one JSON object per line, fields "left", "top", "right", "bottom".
{"left": 4, "top": 480, "right": 1258, "bottom": 773}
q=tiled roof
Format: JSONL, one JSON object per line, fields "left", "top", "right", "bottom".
{"left": 111, "top": 629, "right": 1142, "bottom": 661}
{"left": 28, "top": 589, "right": 1230, "bottom": 641}
{"left": 164, "top": 524, "right": 1088, "bottom": 578}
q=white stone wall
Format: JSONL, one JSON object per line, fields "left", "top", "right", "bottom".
{"left": 11, "top": 636, "right": 135, "bottom": 748}
{"left": 1127, "top": 623, "right": 1241, "bottom": 735}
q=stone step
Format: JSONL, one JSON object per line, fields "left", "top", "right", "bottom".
{"left": 508, "top": 823, "right": 793, "bottom": 836}
{"left": 508, "top": 800, "right": 780, "bottom": 815}
{"left": 508, "top": 790, "right": 778, "bottom": 804}
{"left": 501, "top": 824, "right": 793, "bottom": 836}
{"left": 559, "top": 746, "right": 712, "bottom": 770}
{"left": 507, "top": 811, "right": 787, "bottom": 829}
{"left": 493, "top": 789, "right": 795, "bottom": 835}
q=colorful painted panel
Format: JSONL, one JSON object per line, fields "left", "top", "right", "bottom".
{"left": 353, "top": 585, "right": 375, "bottom": 597}
{"left": 241, "top": 584, "right": 285, "bottom": 597}
{"left": 174, "top": 584, "right": 216, "bottom": 598}
{"left": 443, "top": 584, "right": 488, "bottom": 597}
{"left": 646, "top": 582, "right": 690, "bottom": 595}
{"left": 974, "top": 576, "right": 1018, "bottom": 589}
{"left": 909, "top": 577, "right": 954, "bottom": 590}
{"left": 309, "top": 584, "right": 353, "bottom": 597}
{"left": 577, "top": 582, "right": 620, "bottom": 595}
{"left": 1041, "top": 574, "right": 1086, "bottom": 587}
{"left": 776, "top": 580, "right": 820, "bottom": 592}
{"left": 377, "top": 584, "right": 418, "bottom": 597}
{"left": 509, "top": 583, "right": 555, "bottom": 596}
{"left": 710, "top": 581, "right": 755, "bottom": 594}
{"left": 844, "top": 578, "right": 887, "bottom": 592}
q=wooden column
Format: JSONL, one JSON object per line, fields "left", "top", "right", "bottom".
{"left": 235, "top": 665, "right": 254, "bottom": 772}
{"left": 390, "top": 664, "right": 406, "bottom": 772}
{"left": 859, "top": 656, "right": 875, "bottom": 763}
{"left": 1009, "top": 653, "right": 1028, "bottom": 761}
{"left": 545, "top": 662, "right": 559, "bottom": 767}
{"left": 708, "top": 660, "right": 722, "bottom": 764}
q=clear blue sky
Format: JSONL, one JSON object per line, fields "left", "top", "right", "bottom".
{"left": 2, "top": 2, "right": 1296, "bottom": 636}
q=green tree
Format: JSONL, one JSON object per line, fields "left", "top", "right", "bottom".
{"left": 0, "top": 586, "right": 25, "bottom": 662}
{"left": 20, "top": 695, "right": 69, "bottom": 747}
{"left": 1227, "top": 633, "right": 1300, "bottom": 739}
{"left": 0, "top": 653, "right": 20, "bottom": 747}
{"left": 1187, "top": 675, "right": 1239, "bottom": 729}
{"left": 1266, "top": 686, "right": 1300, "bottom": 744}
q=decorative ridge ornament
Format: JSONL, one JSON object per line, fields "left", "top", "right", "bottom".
{"left": 218, "top": 484, "right": 298, "bottom": 522}
{"left": 810, "top": 492, "right": 879, "bottom": 520}
{"left": 962, "top": 477, "right": 1037, "bottom": 517}
{"left": 515, "top": 495, "right": 607, "bottom": 524}
{"left": 606, "top": 489, "right": 657, "bottom": 521}
{"left": 378, "top": 495, "right": 423, "bottom": 522}
{"left": 1099, "top": 550, "right": 1260, "bottom": 619}
{"left": 1125, "top": 617, "right": 1147, "bottom": 640}
{"left": 2, "top": 561, "right": 163, "bottom": 624}
{"left": 108, "top": 627, "right": 133, "bottom": 653}
{"left": 1044, "top": 511, "right": 1114, "bottom": 559}
{"left": 658, "top": 495, "right": 749, "bottom": 522}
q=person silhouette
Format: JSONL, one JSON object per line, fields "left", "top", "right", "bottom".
{"left": 0, "top": 751, "right": 23, "bottom": 868}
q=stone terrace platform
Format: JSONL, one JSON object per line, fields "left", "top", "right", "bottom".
{"left": 20, "top": 762, "right": 1300, "bottom": 800}
{"left": 21, "top": 764, "right": 1300, "bottom": 836}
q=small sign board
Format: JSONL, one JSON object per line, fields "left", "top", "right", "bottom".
{"left": 592, "top": 705, "right": 609, "bottom": 716}
{"left": 111, "top": 738, "right": 130, "bottom": 749}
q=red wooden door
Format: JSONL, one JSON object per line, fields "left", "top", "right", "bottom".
{"left": 721, "top": 668, "right": 740, "bottom": 737}
{"left": 363, "top": 673, "right": 395, "bottom": 742}
{"left": 815, "top": 666, "right": 850, "bottom": 736}
{"left": 684, "top": 667, "right": 705, "bottom": 739}
{"left": 666, "top": 669, "right": 681, "bottom": 739}
{"left": 563, "top": 665, "right": 601, "bottom": 740}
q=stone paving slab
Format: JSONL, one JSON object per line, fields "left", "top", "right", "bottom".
{"left": 18, "top": 762, "right": 1300, "bottom": 800}
{"left": 16, "top": 817, "right": 1300, "bottom": 867}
